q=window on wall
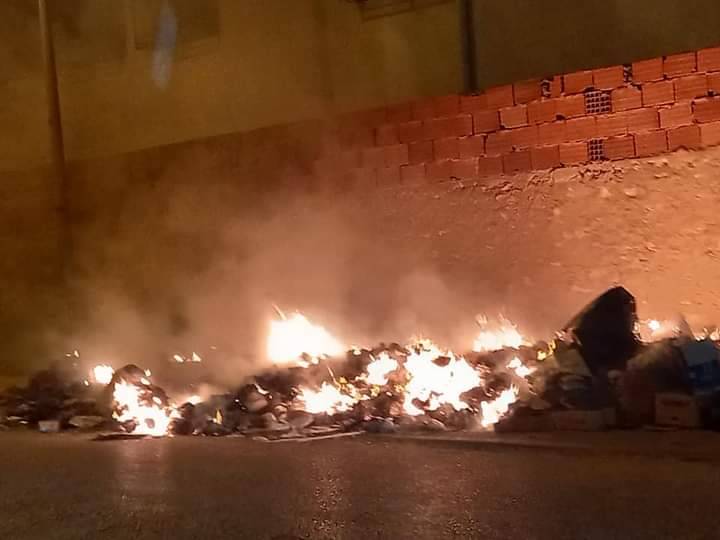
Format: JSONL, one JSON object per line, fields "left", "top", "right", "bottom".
{"left": 51, "top": 0, "right": 126, "bottom": 67}
{"left": 133, "top": 0, "right": 220, "bottom": 54}
{"left": 357, "top": 0, "right": 453, "bottom": 20}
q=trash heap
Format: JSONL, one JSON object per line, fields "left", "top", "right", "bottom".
{"left": 2, "top": 286, "right": 720, "bottom": 439}
{"left": 498, "top": 287, "right": 720, "bottom": 432}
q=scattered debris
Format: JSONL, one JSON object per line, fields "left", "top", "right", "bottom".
{"left": 552, "top": 168, "right": 578, "bottom": 184}
{"left": 3, "top": 288, "right": 720, "bottom": 438}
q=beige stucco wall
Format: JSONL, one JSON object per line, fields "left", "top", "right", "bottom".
{"left": 0, "top": 0, "right": 463, "bottom": 171}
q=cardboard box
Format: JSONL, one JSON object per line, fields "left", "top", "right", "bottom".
{"left": 551, "top": 409, "right": 611, "bottom": 431}
{"left": 655, "top": 393, "right": 701, "bottom": 428}
{"left": 681, "top": 339, "right": 720, "bottom": 394}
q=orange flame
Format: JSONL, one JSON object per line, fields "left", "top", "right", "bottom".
{"left": 112, "top": 378, "right": 174, "bottom": 437}
{"left": 91, "top": 364, "right": 114, "bottom": 385}
{"left": 267, "top": 312, "right": 344, "bottom": 366}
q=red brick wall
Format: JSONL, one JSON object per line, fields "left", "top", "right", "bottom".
{"left": 314, "top": 46, "right": 720, "bottom": 184}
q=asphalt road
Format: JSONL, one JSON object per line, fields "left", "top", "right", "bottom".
{"left": 1, "top": 432, "right": 719, "bottom": 540}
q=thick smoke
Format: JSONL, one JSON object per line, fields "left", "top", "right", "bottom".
{"left": 62, "top": 150, "right": 503, "bottom": 388}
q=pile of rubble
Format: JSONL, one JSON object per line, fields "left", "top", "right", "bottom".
{"left": 2, "top": 286, "right": 719, "bottom": 439}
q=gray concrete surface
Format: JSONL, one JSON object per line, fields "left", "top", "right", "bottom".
{"left": 1, "top": 432, "right": 720, "bottom": 540}
{"left": 388, "top": 429, "right": 720, "bottom": 462}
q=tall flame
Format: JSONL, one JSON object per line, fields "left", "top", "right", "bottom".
{"left": 294, "top": 382, "right": 356, "bottom": 415}
{"left": 92, "top": 364, "right": 115, "bottom": 385}
{"left": 480, "top": 387, "right": 519, "bottom": 427}
{"left": 402, "top": 342, "right": 481, "bottom": 416}
{"left": 112, "top": 380, "right": 173, "bottom": 436}
{"left": 267, "top": 312, "right": 344, "bottom": 366}
{"left": 473, "top": 316, "right": 525, "bottom": 352}
{"left": 364, "top": 352, "right": 399, "bottom": 386}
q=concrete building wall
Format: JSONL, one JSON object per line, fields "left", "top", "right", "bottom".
{"left": 472, "top": 0, "right": 720, "bottom": 89}
{"left": 0, "top": 0, "right": 462, "bottom": 171}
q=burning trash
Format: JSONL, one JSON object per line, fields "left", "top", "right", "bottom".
{"left": 4, "top": 288, "right": 720, "bottom": 439}
{"left": 107, "top": 365, "right": 174, "bottom": 437}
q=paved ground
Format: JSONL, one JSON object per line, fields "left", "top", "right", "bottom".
{"left": 387, "top": 429, "right": 720, "bottom": 462}
{"left": 2, "top": 432, "right": 720, "bottom": 540}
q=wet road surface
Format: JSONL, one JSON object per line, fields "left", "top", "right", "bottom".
{"left": 1, "top": 432, "right": 719, "bottom": 539}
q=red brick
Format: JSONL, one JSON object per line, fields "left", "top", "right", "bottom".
{"left": 451, "top": 158, "right": 479, "bottom": 179}
{"left": 400, "top": 164, "right": 425, "bottom": 183}
{"left": 397, "top": 121, "right": 425, "bottom": 143}
{"left": 457, "top": 135, "right": 485, "bottom": 158}
{"left": 528, "top": 99, "right": 557, "bottom": 124}
{"left": 478, "top": 155, "right": 504, "bottom": 176}
{"left": 460, "top": 93, "right": 488, "bottom": 113}
{"left": 361, "top": 147, "right": 385, "bottom": 168}
{"left": 698, "top": 47, "right": 720, "bottom": 73}
{"left": 313, "top": 157, "right": 335, "bottom": 178}
{"left": 433, "top": 137, "right": 460, "bottom": 160}
{"left": 384, "top": 144, "right": 409, "bottom": 167}
{"left": 473, "top": 110, "right": 500, "bottom": 133}
{"left": 412, "top": 98, "right": 435, "bottom": 120}
{"left": 386, "top": 103, "right": 413, "bottom": 123}
{"left": 626, "top": 108, "right": 660, "bottom": 132}
{"left": 375, "top": 124, "right": 398, "bottom": 146}
{"left": 408, "top": 141, "right": 433, "bottom": 164}
{"left": 531, "top": 145, "right": 561, "bottom": 170}
{"left": 335, "top": 150, "right": 362, "bottom": 171}
{"left": 559, "top": 142, "right": 588, "bottom": 165}
{"left": 508, "top": 125, "right": 539, "bottom": 148}
{"left": 486, "top": 131, "right": 514, "bottom": 155}
{"left": 565, "top": 116, "right": 597, "bottom": 141}
{"left": 485, "top": 85, "right": 515, "bottom": 108}
{"left": 659, "top": 102, "right": 693, "bottom": 128}
{"left": 642, "top": 80, "right": 675, "bottom": 106}
{"left": 709, "top": 72, "right": 720, "bottom": 94}
{"left": 433, "top": 95, "right": 461, "bottom": 117}
{"left": 634, "top": 130, "right": 668, "bottom": 157}
{"left": 426, "top": 115, "right": 473, "bottom": 139}
{"left": 556, "top": 94, "right": 585, "bottom": 119}
{"left": 538, "top": 121, "right": 567, "bottom": 145}
{"left": 604, "top": 135, "right": 635, "bottom": 160}
{"left": 612, "top": 86, "right": 642, "bottom": 112}
{"left": 514, "top": 80, "right": 542, "bottom": 104}
{"left": 664, "top": 52, "right": 697, "bottom": 78}
{"left": 699, "top": 121, "right": 720, "bottom": 146}
{"left": 694, "top": 97, "right": 720, "bottom": 123}
{"left": 667, "top": 124, "right": 701, "bottom": 150}
{"left": 564, "top": 70, "right": 593, "bottom": 94}
{"left": 426, "top": 160, "right": 453, "bottom": 182}
{"left": 674, "top": 74, "right": 708, "bottom": 100}
{"left": 500, "top": 105, "right": 528, "bottom": 128}
{"left": 549, "top": 76, "right": 563, "bottom": 97}
{"left": 632, "top": 58, "right": 664, "bottom": 83}
{"left": 338, "top": 125, "right": 374, "bottom": 148}
{"left": 502, "top": 150, "right": 532, "bottom": 174}
{"left": 344, "top": 167, "right": 376, "bottom": 188}
{"left": 593, "top": 66, "right": 625, "bottom": 90}
{"left": 596, "top": 113, "right": 628, "bottom": 137}
{"left": 376, "top": 166, "right": 401, "bottom": 185}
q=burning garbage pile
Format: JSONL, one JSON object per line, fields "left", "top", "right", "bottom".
{"left": 3, "top": 287, "right": 720, "bottom": 439}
